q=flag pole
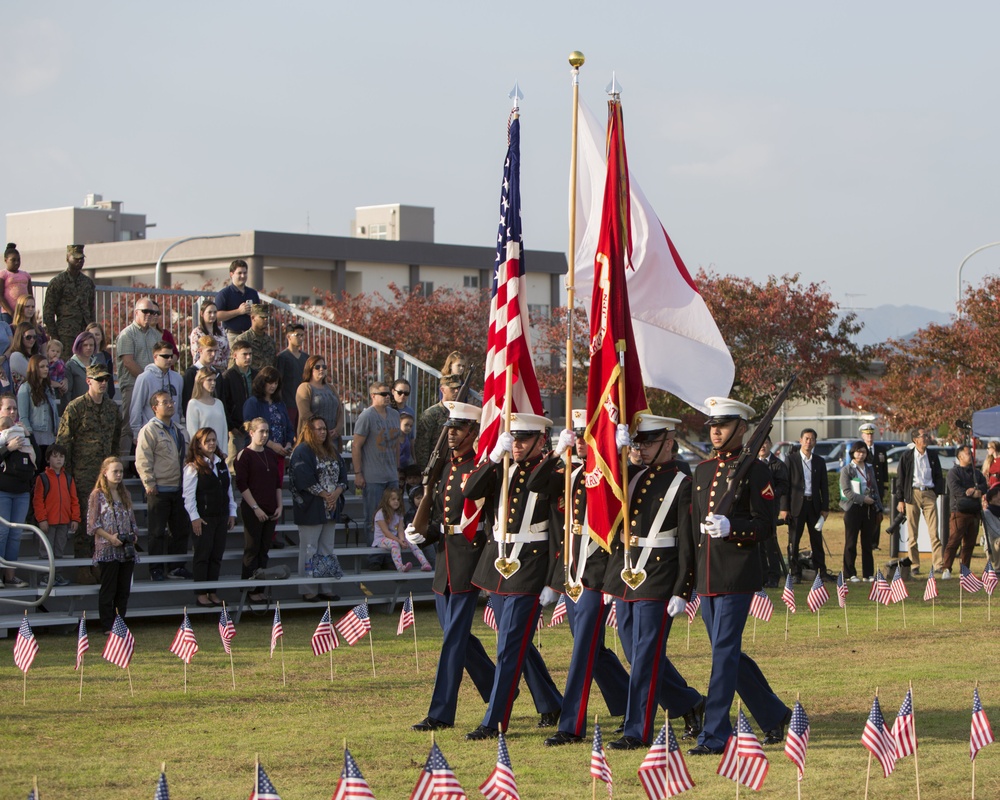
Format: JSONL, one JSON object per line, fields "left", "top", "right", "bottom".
{"left": 410, "top": 592, "right": 420, "bottom": 670}
{"left": 901, "top": 596, "right": 906, "bottom": 629}
{"left": 816, "top": 605, "right": 820, "bottom": 638}
{"left": 564, "top": 51, "right": 585, "bottom": 600}
{"left": 79, "top": 610, "right": 86, "bottom": 702}
{"left": 687, "top": 617, "right": 691, "bottom": 650}
{"left": 752, "top": 615, "right": 757, "bottom": 645}
{"left": 844, "top": 597, "right": 849, "bottom": 636}
{"left": 366, "top": 599, "right": 376, "bottom": 678}
{"left": 960, "top": 583, "right": 964, "bottom": 622}
{"left": 496, "top": 365, "right": 515, "bottom": 574}
{"left": 875, "top": 596, "right": 880, "bottom": 632}
{"left": 253, "top": 753, "right": 259, "bottom": 796}
{"left": 33, "top": 776, "right": 39, "bottom": 799}
{"left": 972, "top": 680, "right": 978, "bottom": 800}
{"left": 910, "top": 680, "right": 921, "bottom": 800}
{"left": 784, "top": 606, "right": 789, "bottom": 641}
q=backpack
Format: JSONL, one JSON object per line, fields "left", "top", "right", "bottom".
{"left": 39, "top": 471, "right": 75, "bottom": 500}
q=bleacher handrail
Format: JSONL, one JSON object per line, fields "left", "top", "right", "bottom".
{"left": 0, "top": 517, "right": 53, "bottom": 608}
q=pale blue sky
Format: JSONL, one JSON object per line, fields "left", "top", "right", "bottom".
{"left": 2, "top": 1, "right": 998, "bottom": 313}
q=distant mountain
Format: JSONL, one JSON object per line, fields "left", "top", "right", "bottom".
{"left": 847, "top": 304, "right": 953, "bottom": 347}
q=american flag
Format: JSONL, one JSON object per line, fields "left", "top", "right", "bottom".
{"left": 27, "top": 789, "right": 36, "bottom": 800}
{"left": 892, "top": 688, "right": 917, "bottom": 758}
{"left": 102, "top": 614, "right": 134, "bottom": 669}
{"left": 869, "top": 570, "right": 892, "bottom": 605}
{"left": 336, "top": 603, "right": 372, "bottom": 646}
{"left": 75, "top": 615, "right": 89, "bottom": 671}
{"left": 806, "top": 574, "right": 829, "bottom": 613}
{"left": 923, "top": 571, "right": 938, "bottom": 601}
{"left": 474, "top": 113, "right": 543, "bottom": 468}
{"left": 889, "top": 566, "right": 909, "bottom": 604}
{"left": 249, "top": 763, "right": 281, "bottom": 800}
{"left": 548, "top": 595, "right": 567, "bottom": 627}
{"left": 605, "top": 596, "right": 618, "bottom": 630}
{"left": 781, "top": 573, "right": 796, "bottom": 613}
{"left": 155, "top": 770, "right": 170, "bottom": 800}
{"left": 483, "top": 596, "right": 498, "bottom": 631}
{"left": 410, "top": 742, "right": 467, "bottom": 800}
{"left": 971, "top": 687, "right": 995, "bottom": 760}
{"left": 749, "top": 590, "right": 774, "bottom": 622}
{"left": 13, "top": 614, "right": 38, "bottom": 673}
{"left": 784, "top": 701, "right": 810, "bottom": 781}
{"left": 312, "top": 607, "right": 339, "bottom": 656}
{"left": 270, "top": 605, "right": 283, "bottom": 657}
{"left": 169, "top": 611, "right": 199, "bottom": 664}
{"left": 590, "top": 722, "right": 613, "bottom": 797}
{"left": 861, "top": 695, "right": 897, "bottom": 777}
{"left": 332, "top": 747, "right": 375, "bottom": 800}
{"left": 961, "top": 564, "right": 984, "bottom": 593}
{"left": 836, "top": 572, "right": 849, "bottom": 608}
{"left": 638, "top": 723, "right": 694, "bottom": 799}
{"left": 479, "top": 729, "right": 520, "bottom": 800}
{"left": 685, "top": 593, "right": 701, "bottom": 623}
{"left": 983, "top": 562, "right": 998, "bottom": 596}
{"left": 717, "top": 709, "right": 769, "bottom": 791}
{"left": 218, "top": 606, "right": 236, "bottom": 655}
{"left": 397, "top": 595, "right": 415, "bottom": 636}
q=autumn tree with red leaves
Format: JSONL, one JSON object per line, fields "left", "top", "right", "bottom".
{"left": 849, "top": 275, "right": 998, "bottom": 438}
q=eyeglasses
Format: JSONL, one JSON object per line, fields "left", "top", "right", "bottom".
{"left": 90, "top": 376, "right": 109, "bottom": 383}
{"left": 313, "top": 365, "right": 327, "bottom": 371}
{"left": 24, "top": 335, "right": 36, "bottom": 341}
{"left": 637, "top": 437, "right": 666, "bottom": 449}
{"left": 372, "top": 391, "right": 391, "bottom": 397}
{"left": 394, "top": 389, "right": 410, "bottom": 396}
{"left": 137, "top": 309, "right": 159, "bottom": 315}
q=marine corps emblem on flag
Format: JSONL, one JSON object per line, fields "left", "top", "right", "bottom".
{"left": 760, "top": 483, "right": 775, "bottom": 500}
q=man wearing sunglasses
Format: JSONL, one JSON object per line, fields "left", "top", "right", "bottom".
{"left": 352, "top": 381, "right": 402, "bottom": 562}
{"left": 129, "top": 341, "right": 184, "bottom": 439}
{"left": 56, "top": 364, "right": 122, "bottom": 584}
{"left": 42, "top": 243, "right": 95, "bottom": 355}
{"left": 116, "top": 299, "right": 164, "bottom": 455}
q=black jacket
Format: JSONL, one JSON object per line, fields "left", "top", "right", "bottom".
{"left": 764, "top": 453, "right": 790, "bottom": 515}
{"left": 786, "top": 450, "right": 829, "bottom": 516}
{"left": 220, "top": 366, "right": 257, "bottom": 434}
{"left": 893, "top": 447, "right": 945, "bottom": 506}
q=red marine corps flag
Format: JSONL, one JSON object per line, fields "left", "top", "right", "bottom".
{"left": 584, "top": 94, "right": 650, "bottom": 550}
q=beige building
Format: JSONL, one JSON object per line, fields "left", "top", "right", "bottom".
{"left": 6, "top": 198, "right": 566, "bottom": 311}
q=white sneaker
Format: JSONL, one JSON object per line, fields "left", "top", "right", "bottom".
{"left": 849, "top": 576, "right": 861, "bottom": 583}
{"left": 941, "top": 569, "right": 951, "bottom": 580}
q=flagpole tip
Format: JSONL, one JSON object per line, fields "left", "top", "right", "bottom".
{"left": 569, "top": 51, "right": 585, "bottom": 68}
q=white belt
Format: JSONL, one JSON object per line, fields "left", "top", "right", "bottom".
{"left": 628, "top": 473, "right": 686, "bottom": 576}
{"left": 493, "top": 521, "right": 549, "bottom": 544}
{"left": 633, "top": 534, "right": 677, "bottom": 548}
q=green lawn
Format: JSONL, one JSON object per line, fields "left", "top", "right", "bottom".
{"left": 4, "top": 521, "right": 1000, "bottom": 799}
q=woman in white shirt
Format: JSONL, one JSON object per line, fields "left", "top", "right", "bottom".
{"left": 186, "top": 369, "right": 228, "bottom": 455}
{"left": 183, "top": 427, "right": 237, "bottom": 607}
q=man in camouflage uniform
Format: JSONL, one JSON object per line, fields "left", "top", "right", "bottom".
{"left": 42, "top": 244, "right": 96, "bottom": 354}
{"left": 414, "top": 375, "right": 461, "bottom": 470}
{"left": 232, "top": 303, "right": 276, "bottom": 371}
{"left": 55, "top": 363, "right": 122, "bottom": 584}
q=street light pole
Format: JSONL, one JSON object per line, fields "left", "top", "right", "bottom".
{"left": 154, "top": 233, "right": 240, "bottom": 289}
{"left": 956, "top": 241, "right": 1000, "bottom": 316}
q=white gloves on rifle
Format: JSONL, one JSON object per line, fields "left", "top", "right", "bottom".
{"left": 490, "top": 431, "right": 515, "bottom": 463}
{"left": 701, "top": 514, "right": 731, "bottom": 539}
{"left": 554, "top": 428, "right": 577, "bottom": 457}
{"left": 404, "top": 525, "right": 426, "bottom": 546}
{"left": 539, "top": 586, "right": 560, "bottom": 607}
{"left": 615, "top": 424, "right": 632, "bottom": 449}
{"left": 667, "top": 596, "right": 687, "bottom": 618}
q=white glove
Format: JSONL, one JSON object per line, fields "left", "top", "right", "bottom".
{"left": 616, "top": 424, "right": 632, "bottom": 449}
{"left": 404, "top": 525, "right": 426, "bottom": 547}
{"left": 667, "top": 596, "right": 687, "bottom": 618}
{"left": 539, "top": 587, "right": 560, "bottom": 607}
{"left": 490, "top": 431, "right": 515, "bottom": 463}
{"left": 702, "top": 514, "right": 731, "bottom": 539}
{"left": 554, "top": 428, "right": 577, "bottom": 457}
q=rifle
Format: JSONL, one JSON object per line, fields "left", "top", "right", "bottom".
{"left": 409, "top": 369, "right": 476, "bottom": 535}
{"left": 713, "top": 374, "right": 798, "bottom": 518}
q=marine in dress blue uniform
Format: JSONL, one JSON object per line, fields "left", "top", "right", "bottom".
{"left": 463, "top": 413, "right": 563, "bottom": 740}
{"left": 528, "top": 410, "right": 630, "bottom": 746}
{"left": 688, "top": 397, "right": 791, "bottom": 756}
{"left": 407, "top": 402, "right": 495, "bottom": 731}
{"left": 603, "top": 414, "right": 704, "bottom": 750}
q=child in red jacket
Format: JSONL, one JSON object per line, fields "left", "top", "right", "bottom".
{"left": 32, "top": 444, "right": 80, "bottom": 587}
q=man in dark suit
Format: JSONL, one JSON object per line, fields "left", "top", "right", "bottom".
{"left": 406, "top": 402, "right": 495, "bottom": 732}
{"left": 220, "top": 340, "right": 256, "bottom": 467}
{"left": 786, "top": 428, "right": 832, "bottom": 582}
{"left": 892, "top": 428, "right": 945, "bottom": 576}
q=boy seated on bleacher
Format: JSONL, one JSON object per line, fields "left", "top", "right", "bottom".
{"left": 31, "top": 443, "right": 80, "bottom": 587}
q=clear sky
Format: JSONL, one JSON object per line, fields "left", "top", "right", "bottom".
{"left": 2, "top": 1, "right": 997, "bottom": 313}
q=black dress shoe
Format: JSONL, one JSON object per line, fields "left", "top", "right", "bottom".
{"left": 411, "top": 717, "right": 452, "bottom": 732}
{"left": 687, "top": 743, "right": 724, "bottom": 756}
{"left": 544, "top": 731, "right": 584, "bottom": 747}
{"left": 537, "top": 711, "right": 560, "bottom": 728}
{"left": 682, "top": 697, "right": 705, "bottom": 740}
{"left": 762, "top": 708, "right": 793, "bottom": 745}
{"left": 608, "top": 735, "right": 647, "bottom": 751}
{"left": 465, "top": 725, "right": 499, "bottom": 741}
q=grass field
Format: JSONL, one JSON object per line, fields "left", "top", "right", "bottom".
{"left": 4, "top": 519, "right": 1000, "bottom": 799}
